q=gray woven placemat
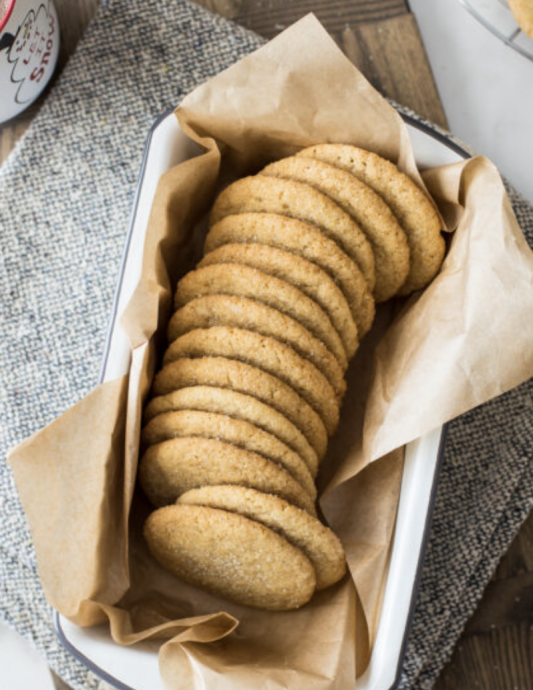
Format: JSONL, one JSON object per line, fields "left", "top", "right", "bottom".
{"left": 0, "top": 1, "right": 532, "bottom": 689}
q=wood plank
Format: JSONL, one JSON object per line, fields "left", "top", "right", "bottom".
{"left": 194, "top": 1, "right": 447, "bottom": 126}
{"left": 435, "top": 507, "right": 533, "bottom": 690}
{"left": 435, "top": 622, "right": 533, "bottom": 690}
{"left": 495, "top": 506, "right": 533, "bottom": 579}
{"left": 53, "top": 0, "right": 100, "bottom": 67}
{"left": 0, "top": 101, "right": 40, "bottom": 163}
{"left": 463, "top": 571, "right": 533, "bottom": 634}
{"left": 198, "top": 0, "right": 408, "bottom": 37}
{"left": 340, "top": 15, "right": 447, "bottom": 127}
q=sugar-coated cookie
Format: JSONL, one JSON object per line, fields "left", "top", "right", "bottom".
{"left": 205, "top": 213, "right": 375, "bottom": 337}
{"left": 168, "top": 295, "right": 346, "bottom": 399}
{"left": 139, "top": 436, "right": 316, "bottom": 514}
{"left": 198, "top": 243, "right": 358, "bottom": 360}
{"left": 261, "top": 156, "right": 410, "bottom": 302}
{"left": 144, "top": 504, "right": 316, "bottom": 609}
{"left": 210, "top": 175, "right": 376, "bottom": 291}
{"left": 297, "top": 144, "right": 445, "bottom": 295}
{"left": 142, "top": 410, "right": 316, "bottom": 499}
{"left": 144, "top": 385, "right": 319, "bottom": 476}
{"left": 174, "top": 263, "right": 347, "bottom": 370}
{"left": 178, "top": 485, "right": 346, "bottom": 590}
{"left": 152, "top": 357, "right": 327, "bottom": 463}
{"left": 163, "top": 327, "right": 339, "bottom": 434}
{"left": 509, "top": 0, "right": 533, "bottom": 39}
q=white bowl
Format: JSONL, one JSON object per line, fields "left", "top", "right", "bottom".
{"left": 54, "top": 111, "right": 469, "bottom": 690}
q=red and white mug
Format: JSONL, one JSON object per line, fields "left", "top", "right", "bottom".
{"left": 0, "top": 0, "right": 59, "bottom": 124}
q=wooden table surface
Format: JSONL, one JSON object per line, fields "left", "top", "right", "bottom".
{"left": 1, "top": 2, "right": 532, "bottom": 689}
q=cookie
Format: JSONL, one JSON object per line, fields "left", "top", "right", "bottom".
{"left": 144, "top": 385, "right": 319, "bottom": 476}
{"left": 210, "top": 175, "right": 376, "bottom": 291}
{"left": 509, "top": 0, "right": 533, "bottom": 39}
{"left": 163, "top": 327, "right": 340, "bottom": 435}
{"left": 152, "top": 357, "right": 327, "bottom": 463}
{"left": 144, "top": 504, "right": 316, "bottom": 610}
{"left": 139, "top": 436, "right": 316, "bottom": 514}
{"left": 178, "top": 485, "right": 346, "bottom": 590}
{"left": 205, "top": 213, "right": 376, "bottom": 338}
{"left": 142, "top": 410, "right": 317, "bottom": 499}
{"left": 261, "top": 156, "right": 410, "bottom": 302}
{"left": 296, "top": 144, "right": 445, "bottom": 295}
{"left": 167, "top": 295, "right": 346, "bottom": 400}
{"left": 198, "top": 243, "right": 358, "bottom": 360}
{"left": 174, "top": 263, "right": 347, "bottom": 370}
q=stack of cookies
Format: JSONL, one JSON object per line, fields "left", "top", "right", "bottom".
{"left": 139, "top": 144, "right": 445, "bottom": 610}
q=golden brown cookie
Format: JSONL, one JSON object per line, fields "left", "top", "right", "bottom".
{"left": 144, "top": 504, "right": 316, "bottom": 610}
{"left": 144, "top": 385, "right": 319, "bottom": 476}
{"left": 178, "top": 485, "right": 346, "bottom": 590}
{"left": 163, "top": 327, "right": 339, "bottom": 435}
{"left": 167, "top": 295, "right": 346, "bottom": 400}
{"left": 139, "top": 437, "right": 316, "bottom": 514}
{"left": 261, "top": 156, "right": 410, "bottom": 302}
{"left": 174, "top": 263, "right": 347, "bottom": 370}
{"left": 205, "top": 213, "right": 376, "bottom": 338}
{"left": 198, "top": 243, "right": 358, "bottom": 360}
{"left": 210, "top": 175, "right": 376, "bottom": 291}
{"left": 152, "top": 357, "right": 327, "bottom": 464}
{"left": 296, "top": 144, "right": 445, "bottom": 295}
{"left": 142, "top": 410, "right": 316, "bottom": 499}
{"left": 509, "top": 0, "right": 533, "bottom": 39}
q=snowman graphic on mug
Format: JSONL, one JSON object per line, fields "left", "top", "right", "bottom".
{"left": 0, "top": 0, "right": 59, "bottom": 123}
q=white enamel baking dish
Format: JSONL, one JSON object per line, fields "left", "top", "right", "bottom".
{"left": 54, "top": 110, "right": 470, "bottom": 690}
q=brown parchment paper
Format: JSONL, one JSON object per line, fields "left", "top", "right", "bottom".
{"left": 8, "top": 14, "right": 533, "bottom": 690}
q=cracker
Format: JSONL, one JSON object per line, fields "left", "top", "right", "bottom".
{"left": 205, "top": 213, "right": 376, "bottom": 338}
{"left": 144, "top": 385, "right": 319, "bottom": 476}
{"left": 142, "top": 410, "right": 316, "bottom": 499}
{"left": 262, "top": 156, "right": 410, "bottom": 302}
{"left": 139, "top": 436, "right": 316, "bottom": 514}
{"left": 198, "top": 243, "right": 358, "bottom": 360}
{"left": 178, "top": 485, "right": 346, "bottom": 590}
{"left": 167, "top": 295, "right": 346, "bottom": 400}
{"left": 174, "top": 263, "right": 347, "bottom": 370}
{"left": 144, "top": 504, "right": 316, "bottom": 610}
{"left": 152, "top": 357, "right": 327, "bottom": 463}
{"left": 163, "top": 327, "right": 339, "bottom": 435}
{"left": 210, "top": 175, "right": 376, "bottom": 291}
{"left": 297, "top": 144, "right": 445, "bottom": 295}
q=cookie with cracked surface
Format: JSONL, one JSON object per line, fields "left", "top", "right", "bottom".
{"left": 296, "top": 144, "right": 445, "bottom": 295}
{"left": 144, "top": 385, "right": 319, "bottom": 476}
{"left": 167, "top": 295, "right": 346, "bottom": 400}
{"left": 509, "top": 0, "right": 533, "bottom": 39}
{"left": 139, "top": 436, "right": 316, "bottom": 514}
{"left": 152, "top": 357, "right": 327, "bottom": 464}
{"left": 163, "top": 327, "right": 339, "bottom": 435}
{"left": 142, "top": 410, "right": 316, "bottom": 499}
{"left": 210, "top": 175, "right": 376, "bottom": 291}
{"left": 178, "top": 485, "right": 346, "bottom": 590}
{"left": 144, "top": 504, "right": 316, "bottom": 610}
{"left": 205, "top": 213, "right": 375, "bottom": 338}
{"left": 261, "top": 156, "right": 410, "bottom": 302}
{"left": 198, "top": 243, "right": 358, "bottom": 360}
{"left": 174, "top": 263, "right": 347, "bottom": 370}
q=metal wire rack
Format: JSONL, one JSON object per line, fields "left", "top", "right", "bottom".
{"left": 456, "top": 0, "right": 533, "bottom": 61}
